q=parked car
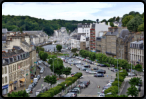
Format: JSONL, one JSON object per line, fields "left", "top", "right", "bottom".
{"left": 113, "top": 69, "right": 119, "bottom": 72}
{"left": 108, "top": 80, "right": 115, "bottom": 83}
{"left": 95, "top": 69, "right": 106, "bottom": 74}
{"left": 88, "top": 60, "right": 92, "bottom": 64}
{"left": 31, "top": 82, "right": 37, "bottom": 87}
{"left": 76, "top": 83, "right": 85, "bottom": 89}
{"left": 68, "top": 89, "right": 79, "bottom": 94}
{"left": 128, "top": 73, "right": 137, "bottom": 76}
{"left": 103, "top": 85, "right": 111, "bottom": 89}
{"left": 73, "top": 87, "right": 81, "bottom": 93}
{"left": 92, "top": 67, "right": 99, "bottom": 70}
{"left": 110, "top": 68, "right": 115, "bottom": 71}
{"left": 86, "top": 68, "right": 92, "bottom": 73}
{"left": 28, "top": 84, "right": 33, "bottom": 91}
{"left": 33, "top": 78, "right": 38, "bottom": 83}
{"left": 79, "top": 81, "right": 90, "bottom": 87}
{"left": 97, "top": 63, "right": 102, "bottom": 66}
{"left": 89, "top": 71, "right": 97, "bottom": 74}
{"left": 40, "top": 68, "right": 44, "bottom": 74}
{"left": 94, "top": 73, "right": 104, "bottom": 77}
{"left": 100, "top": 64, "right": 107, "bottom": 67}
{"left": 37, "top": 75, "right": 41, "bottom": 80}
{"left": 25, "top": 88, "right": 31, "bottom": 94}
{"left": 83, "top": 65, "right": 90, "bottom": 68}
{"left": 71, "top": 72, "right": 78, "bottom": 77}
{"left": 135, "top": 86, "right": 141, "bottom": 91}
{"left": 98, "top": 93, "right": 105, "bottom": 97}
{"left": 83, "top": 58, "right": 86, "bottom": 61}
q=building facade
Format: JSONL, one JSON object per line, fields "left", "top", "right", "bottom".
{"left": 2, "top": 48, "right": 30, "bottom": 94}
{"left": 130, "top": 40, "right": 144, "bottom": 68}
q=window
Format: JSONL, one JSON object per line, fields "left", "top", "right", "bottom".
{"left": 2, "top": 77, "right": 4, "bottom": 84}
{"left": 5, "top": 76, "right": 7, "bottom": 83}
{"left": 5, "top": 67, "right": 7, "bottom": 74}
{"left": 13, "top": 65, "right": 14, "bottom": 71}
{"left": 14, "top": 73, "right": 16, "bottom": 80}
{"left": 11, "top": 66, "right": 12, "bottom": 73}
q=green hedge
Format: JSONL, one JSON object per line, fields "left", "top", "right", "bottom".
{"left": 36, "top": 72, "right": 82, "bottom": 97}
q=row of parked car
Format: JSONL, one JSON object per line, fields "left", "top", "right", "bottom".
{"left": 98, "top": 80, "right": 115, "bottom": 97}
{"left": 25, "top": 75, "right": 41, "bottom": 94}
{"left": 62, "top": 80, "right": 90, "bottom": 97}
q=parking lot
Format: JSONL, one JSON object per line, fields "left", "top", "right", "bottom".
{"left": 63, "top": 57, "right": 117, "bottom": 97}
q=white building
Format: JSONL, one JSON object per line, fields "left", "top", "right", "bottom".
{"left": 77, "top": 23, "right": 92, "bottom": 38}
{"left": 130, "top": 40, "right": 144, "bottom": 67}
{"left": 95, "top": 22, "right": 110, "bottom": 38}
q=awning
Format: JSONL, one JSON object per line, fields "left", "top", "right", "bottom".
{"left": 20, "top": 78, "right": 26, "bottom": 82}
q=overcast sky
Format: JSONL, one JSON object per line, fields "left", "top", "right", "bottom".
{"left": 2, "top": 2, "right": 144, "bottom": 21}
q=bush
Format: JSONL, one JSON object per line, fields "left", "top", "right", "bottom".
{"left": 104, "top": 86, "right": 118, "bottom": 95}
{"left": 112, "top": 81, "right": 122, "bottom": 87}
{"left": 115, "top": 76, "right": 124, "bottom": 82}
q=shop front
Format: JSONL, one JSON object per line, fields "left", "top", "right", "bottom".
{"left": 13, "top": 81, "right": 18, "bottom": 90}
{"left": 9, "top": 81, "right": 13, "bottom": 92}
{"left": 19, "top": 78, "right": 26, "bottom": 87}
{"left": 2, "top": 84, "right": 9, "bottom": 95}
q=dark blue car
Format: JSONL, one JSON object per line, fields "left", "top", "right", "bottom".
{"left": 94, "top": 73, "right": 104, "bottom": 77}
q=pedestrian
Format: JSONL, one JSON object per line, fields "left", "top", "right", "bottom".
{"left": 108, "top": 68, "right": 109, "bottom": 70}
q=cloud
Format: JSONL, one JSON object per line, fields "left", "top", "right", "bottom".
{"left": 2, "top": 2, "right": 144, "bottom": 21}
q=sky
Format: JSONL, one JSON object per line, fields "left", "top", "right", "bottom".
{"left": 2, "top": 2, "right": 144, "bottom": 21}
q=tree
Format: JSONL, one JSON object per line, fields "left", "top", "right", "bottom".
{"left": 7, "top": 90, "right": 30, "bottom": 97}
{"left": 50, "top": 59, "right": 64, "bottom": 78}
{"left": 39, "top": 51, "right": 44, "bottom": 59}
{"left": 62, "top": 67, "right": 72, "bottom": 78}
{"left": 41, "top": 52, "right": 48, "bottom": 61}
{"left": 127, "top": 15, "right": 143, "bottom": 32}
{"left": 104, "top": 86, "right": 118, "bottom": 95}
{"left": 71, "top": 48, "right": 77, "bottom": 53}
{"left": 134, "top": 64, "right": 143, "bottom": 76}
{"left": 137, "top": 23, "right": 144, "bottom": 32}
{"left": 44, "top": 75, "right": 57, "bottom": 88}
{"left": 122, "top": 15, "right": 134, "bottom": 27}
{"left": 112, "top": 80, "right": 122, "bottom": 87}
{"left": 129, "top": 77, "right": 142, "bottom": 86}
{"left": 110, "top": 22, "right": 114, "bottom": 27}
{"left": 115, "top": 76, "right": 124, "bottom": 82}
{"left": 126, "top": 85, "right": 139, "bottom": 97}
{"left": 116, "top": 16, "right": 120, "bottom": 22}
{"left": 56, "top": 45, "right": 62, "bottom": 52}
{"left": 19, "top": 27, "right": 23, "bottom": 33}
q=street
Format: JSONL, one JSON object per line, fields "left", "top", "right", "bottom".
{"left": 63, "top": 58, "right": 117, "bottom": 97}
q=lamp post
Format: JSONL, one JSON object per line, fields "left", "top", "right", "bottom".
{"left": 129, "top": 52, "right": 132, "bottom": 77}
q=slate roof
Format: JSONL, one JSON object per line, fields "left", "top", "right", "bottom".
{"left": 2, "top": 48, "right": 29, "bottom": 66}
{"left": 13, "top": 46, "right": 21, "bottom": 50}
{"left": 2, "top": 28, "right": 8, "bottom": 33}
{"left": 105, "top": 30, "right": 119, "bottom": 36}
{"left": 119, "top": 29, "right": 130, "bottom": 38}
{"left": 2, "top": 36, "right": 7, "bottom": 41}
{"left": 21, "top": 41, "right": 30, "bottom": 47}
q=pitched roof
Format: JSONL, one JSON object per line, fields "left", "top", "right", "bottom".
{"left": 2, "top": 36, "right": 7, "bottom": 41}
{"left": 2, "top": 28, "right": 8, "bottom": 33}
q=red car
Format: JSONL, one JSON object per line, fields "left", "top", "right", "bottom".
{"left": 83, "top": 59, "right": 86, "bottom": 61}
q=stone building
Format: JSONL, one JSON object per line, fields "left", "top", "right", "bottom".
{"left": 130, "top": 40, "right": 144, "bottom": 68}
{"left": 2, "top": 48, "right": 30, "bottom": 94}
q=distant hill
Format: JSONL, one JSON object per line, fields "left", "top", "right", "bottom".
{"left": 2, "top": 15, "right": 95, "bottom": 36}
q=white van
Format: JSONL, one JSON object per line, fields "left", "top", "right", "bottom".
{"left": 33, "top": 78, "right": 38, "bottom": 83}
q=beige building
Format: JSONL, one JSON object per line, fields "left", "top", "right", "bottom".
{"left": 2, "top": 48, "right": 30, "bottom": 93}
{"left": 5, "top": 32, "right": 37, "bottom": 81}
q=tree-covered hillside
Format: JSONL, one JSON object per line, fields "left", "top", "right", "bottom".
{"left": 2, "top": 15, "right": 95, "bottom": 35}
